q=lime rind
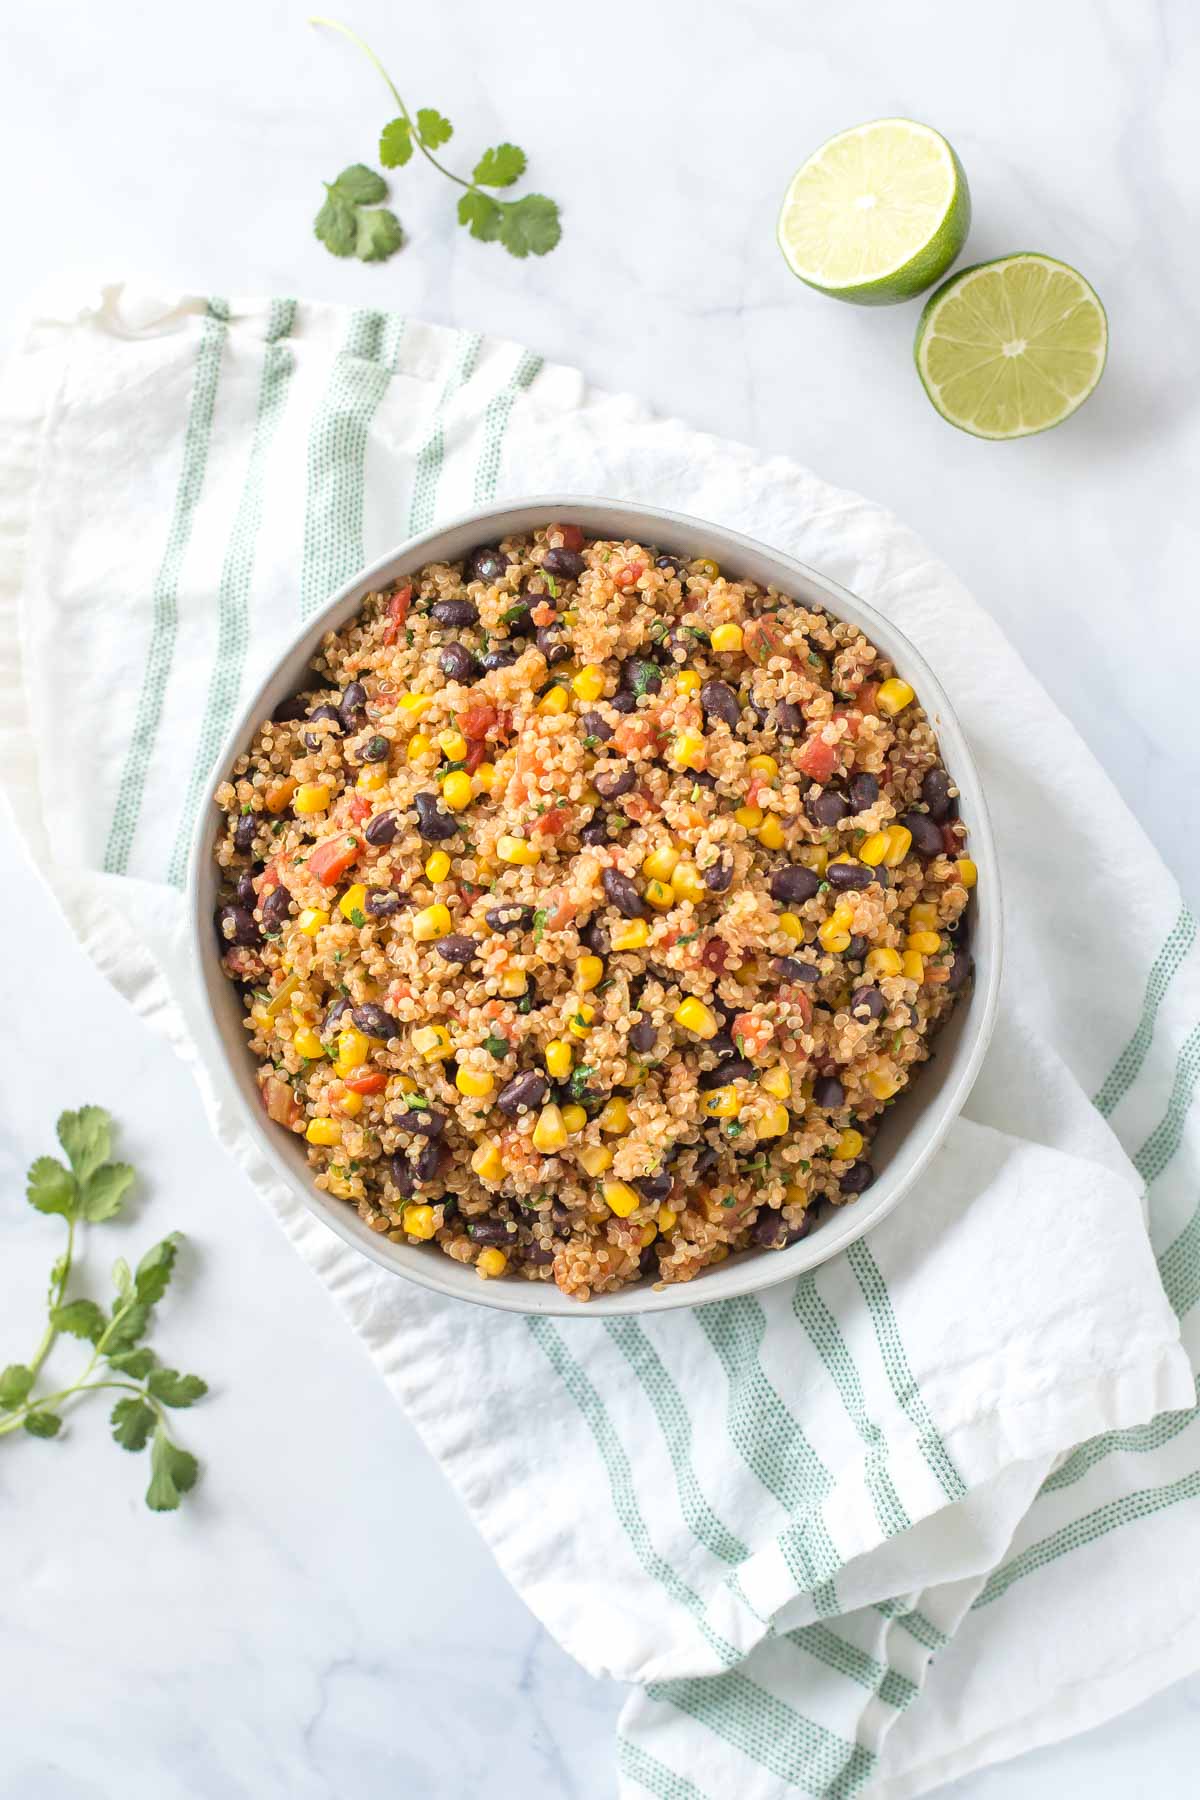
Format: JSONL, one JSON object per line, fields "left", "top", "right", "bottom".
{"left": 914, "top": 252, "right": 1108, "bottom": 438}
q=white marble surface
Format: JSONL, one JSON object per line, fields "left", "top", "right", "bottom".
{"left": 3, "top": 0, "right": 1199, "bottom": 1795}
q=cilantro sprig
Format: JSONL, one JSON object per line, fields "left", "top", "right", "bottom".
{"left": 311, "top": 17, "right": 562, "bottom": 260}
{"left": 1, "top": 1108, "right": 206, "bottom": 1512}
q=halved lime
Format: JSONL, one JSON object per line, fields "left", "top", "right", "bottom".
{"left": 915, "top": 253, "right": 1108, "bottom": 438}
{"left": 778, "top": 118, "right": 970, "bottom": 305}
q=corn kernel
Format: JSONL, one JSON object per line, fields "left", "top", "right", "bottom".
{"left": 703, "top": 1085, "right": 740, "bottom": 1119}
{"left": 476, "top": 1247, "right": 508, "bottom": 1278}
{"left": 402, "top": 1203, "right": 437, "bottom": 1240}
{"left": 293, "top": 1027, "right": 325, "bottom": 1060}
{"left": 784, "top": 1182, "right": 809, "bottom": 1208}
{"left": 640, "top": 1221, "right": 659, "bottom": 1247}
{"left": 335, "top": 1027, "right": 370, "bottom": 1070}
{"left": 883, "top": 825, "right": 913, "bottom": 868}
{"left": 442, "top": 770, "right": 473, "bottom": 812}
{"left": 568, "top": 1001, "right": 595, "bottom": 1039}
{"left": 578, "top": 1143, "right": 613, "bottom": 1176}
{"left": 561, "top": 1103, "right": 588, "bottom": 1134}
{"left": 338, "top": 883, "right": 369, "bottom": 923}
{"left": 532, "top": 1102, "right": 569, "bottom": 1152}
{"left": 694, "top": 557, "right": 719, "bottom": 580}
{"left": 735, "top": 804, "right": 764, "bottom": 829}
{"left": 305, "top": 1117, "right": 341, "bottom": 1147}
{"left": 439, "top": 728, "right": 468, "bottom": 760}
{"left": 710, "top": 622, "right": 744, "bottom": 654}
{"left": 496, "top": 834, "right": 540, "bottom": 865}
{"left": 669, "top": 728, "right": 706, "bottom": 771}
{"left": 471, "top": 1139, "right": 505, "bottom": 1181}
{"left": 577, "top": 954, "right": 605, "bottom": 992}
{"left": 425, "top": 849, "right": 452, "bottom": 883}
{"left": 397, "top": 692, "right": 432, "bottom": 719}
{"left": 473, "top": 761, "right": 498, "bottom": 793}
{"left": 761, "top": 1065, "right": 792, "bottom": 1099}
{"left": 756, "top": 815, "right": 785, "bottom": 850}
{"left": 337, "top": 1090, "right": 363, "bottom": 1117}
{"left": 670, "top": 861, "right": 706, "bottom": 904}
{"left": 906, "top": 931, "right": 942, "bottom": 955}
{"left": 603, "top": 1181, "right": 641, "bottom": 1217}
{"left": 413, "top": 1023, "right": 453, "bottom": 1061}
{"left": 819, "top": 917, "right": 852, "bottom": 953}
{"left": 407, "top": 732, "right": 432, "bottom": 762}
{"left": 876, "top": 678, "right": 915, "bottom": 716}
{"left": 357, "top": 764, "right": 389, "bottom": 792}
{"left": 865, "top": 948, "right": 903, "bottom": 978}
{"left": 675, "top": 670, "right": 701, "bottom": 695}
{"left": 908, "top": 902, "right": 938, "bottom": 930}
{"left": 642, "top": 844, "right": 681, "bottom": 883}
{"left": 612, "top": 918, "right": 650, "bottom": 951}
{"left": 645, "top": 878, "right": 675, "bottom": 912}
{"left": 294, "top": 782, "right": 331, "bottom": 816}
{"left": 657, "top": 1206, "right": 678, "bottom": 1233}
{"left": 572, "top": 664, "right": 606, "bottom": 703}
{"left": 539, "top": 684, "right": 569, "bottom": 714}
{"left": 957, "top": 857, "right": 978, "bottom": 889}
{"left": 455, "top": 1066, "right": 495, "bottom": 1099}
{"left": 297, "top": 907, "right": 329, "bottom": 936}
{"left": 499, "top": 967, "right": 528, "bottom": 997}
{"left": 799, "top": 844, "right": 829, "bottom": 875}
{"left": 778, "top": 911, "right": 804, "bottom": 942}
{"left": 674, "top": 996, "right": 718, "bottom": 1038}
{"left": 747, "top": 754, "right": 779, "bottom": 779}
{"left": 599, "top": 1097, "right": 630, "bottom": 1133}
{"left": 265, "top": 777, "right": 297, "bottom": 814}
{"left": 413, "top": 902, "right": 452, "bottom": 941}
{"left": 901, "top": 950, "right": 925, "bottom": 982}
{"left": 758, "top": 1103, "right": 791, "bottom": 1139}
{"left": 859, "top": 832, "right": 890, "bottom": 867}
{"left": 545, "top": 1039, "right": 573, "bottom": 1080}
{"left": 867, "top": 1069, "right": 904, "bottom": 1101}
{"left": 835, "top": 1128, "right": 865, "bottom": 1161}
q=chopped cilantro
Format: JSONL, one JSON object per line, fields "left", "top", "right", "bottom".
{"left": 407, "top": 1094, "right": 430, "bottom": 1110}
{"left": 517, "top": 992, "right": 534, "bottom": 1014}
{"left": 724, "top": 1121, "right": 744, "bottom": 1137}
{"left": 483, "top": 1033, "right": 509, "bottom": 1059}
{"left": 532, "top": 908, "right": 548, "bottom": 944}
{"left": 542, "top": 571, "right": 560, "bottom": 598}
{"left": 349, "top": 909, "right": 366, "bottom": 928}
{"left": 583, "top": 734, "right": 600, "bottom": 750}
{"left": 721, "top": 1195, "right": 736, "bottom": 1208}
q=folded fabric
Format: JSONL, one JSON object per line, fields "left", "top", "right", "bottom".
{"left": 2, "top": 284, "right": 1198, "bottom": 1800}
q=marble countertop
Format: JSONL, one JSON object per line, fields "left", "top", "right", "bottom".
{"left": 3, "top": 1, "right": 1198, "bottom": 1795}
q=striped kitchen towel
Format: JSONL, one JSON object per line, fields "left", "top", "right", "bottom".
{"left": 3, "top": 284, "right": 1200, "bottom": 1799}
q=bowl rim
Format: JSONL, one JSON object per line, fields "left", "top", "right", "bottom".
{"left": 187, "top": 494, "right": 1003, "bottom": 1317}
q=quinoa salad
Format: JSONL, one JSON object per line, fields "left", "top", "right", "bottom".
{"left": 212, "top": 524, "right": 976, "bottom": 1300}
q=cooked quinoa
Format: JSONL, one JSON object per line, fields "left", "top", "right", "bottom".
{"left": 212, "top": 524, "right": 976, "bottom": 1300}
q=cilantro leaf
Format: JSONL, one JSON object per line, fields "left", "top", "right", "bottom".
{"left": 379, "top": 116, "right": 413, "bottom": 167}
{"left": 355, "top": 207, "right": 404, "bottom": 263}
{"left": 112, "top": 1257, "right": 134, "bottom": 1303}
{"left": 532, "top": 908, "right": 548, "bottom": 944}
{"left": 108, "top": 1347, "right": 156, "bottom": 1378}
{"left": 333, "top": 162, "right": 388, "bottom": 204}
{"left": 314, "top": 186, "right": 358, "bottom": 257}
{"left": 111, "top": 1397, "right": 155, "bottom": 1451}
{"left": 27, "top": 1157, "right": 77, "bottom": 1218}
{"left": 24, "top": 1411, "right": 62, "bottom": 1439}
{"left": 146, "top": 1425, "right": 199, "bottom": 1512}
{"left": 50, "top": 1299, "right": 106, "bottom": 1343}
{"left": 134, "top": 1234, "right": 180, "bottom": 1307}
{"left": 146, "top": 1369, "right": 208, "bottom": 1409}
{"left": 458, "top": 188, "right": 503, "bottom": 242}
{"left": 57, "top": 1106, "right": 111, "bottom": 1185}
{"left": 104, "top": 1301, "right": 150, "bottom": 1352}
{"left": 498, "top": 195, "right": 561, "bottom": 259}
{"left": 483, "top": 1033, "right": 509, "bottom": 1060}
{"left": 82, "top": 1160, "right": 134, "bottom": 1223}
{"left": 0, "top": 1364, "right": 34, "bottom": 1409}
{"left": 472, "top": 142, "right": 526, "bottom": 188}
{"left": 417, "top": 108, "right": 453, "bottom": 148}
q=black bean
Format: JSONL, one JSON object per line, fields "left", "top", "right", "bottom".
{"left": 579, "top": 815, "right": 611, "bottom": 845}
{"left": 827, "top": 860, "right": 872, "bottom": 891}
{"left": 636, "top": 1243, "right": 658, "bottom": 1276}
{"left": 812, "top": 1075, "right": 845, "bottom": 1110}
{"left": 358, "top": 734, "right": 389, "bottom": 763}
{"left": 752, "top": 1208, "right": 787, "bottom": 1248}
{"left": 233, "top": 811, "right": 258, "bottom": 854}
{"left": 602, "top": 867, "right": 645, "bottom": 918}
{"left": 468, "top": 546, "right": 509, "bottom": 585}
{"left": 947, "top": 950, "right": 973, "bottom": 993}
{"left": 807, "top": 788, "right": 849, "bottom": 829}
{"left": 260, "top": 885, "right": 292, "bottom": 934}
{"left": 390, "top": 1153, "right": 416, "bottom": 1198}
{"left": 655, "top": 552, "right": 689, "bottom": 574}
{"left": 609, "top": 691, "right": 637, "bottom": 714}
{"left": 436, "top": 934, "right": 478, "bottom": 964}
{"left": 843, "top": 935, "right": 868, "bottom": 960}
{"left": 773, "top": 956, "right": 819, "bottom": 985}
{"left": 786, "top": 1209, "right": 819, "bottom": 1245}
{"left": 431, "top": 598, "right": 479, "bottom": 628}
{"left": 414, "top": 792, "right": 458, "bottom": 841}
{"left": 235, "top": 869, "right": 257, "bottom": 909}
{"left": 353, "top": 1003, "right": 397, "bottom": 1041}
{"left": 699, "top": 1057, "right": 754, "bottom": 1090}
{"left": 594, "top": 764, "right": 637, "bottom": 801}
{"left": 392, "top": 1105, "right": 446, "bottom": 1139}
{"left": 481, "top": 646, "right": 518, "bottom": 672}
{"left": 769, "top": 865, "right": 820, "bottom": 904}
{"left": 635, "top": 1172, "right": 673, "bottom": 1202}
{"left": 542, "top": 546, "right": 586, "bottom": 580}
{"left": 365, "top": 887, "right": 405, "bottom": 919}
{"left": 580, "top": 917, "right": 610, "bottom": 955}
{"left": 849, "top": 772, "right": 879, "bottom": 813}
{"left": 303, "top": 704, "right": 342, "bottom": 752}
{"left": 536, "top": 626, "right": 571, "bottom": 666}
{"left": 622, "top": 658, "right": 662, "bottom": 698}
{"left": 705, "top": 857, "right": 734, "bottom": 894}
{"left": 468, "top": 1218, "right": 515, "bottom": 1247}
{"left": 900, "top": 811, "right": 944, "bottom": 858}
{"left": 364, "top": 809, "right": 399, "bottom": 846}
{"left": 485, "top": 903, "right": 535, "bottom": 933}
{"left": 440, "top": 642, "right": 480, "bottom": 683}
{"left": 773, "top": 701, "right": 806, "bottom": 736}
{"left": 216, "top": 904, "right": 260, "bottom": 947}
{"left": 497, "top": 1071, "right": 549, "bottom": 1117}
{"left": 849, "top": 985, "right": 886, "bottom": 1021}
{"left": 693, "top": 1146, "right": 718, "bottom": 1178}
{"left": 272, "top": 693, "right": 308, "bottom": 723}
{"left": 324, "top": 997, "right": 351, "bottom": 1035}
{"left": 747, "top": 695, "right": 771, "bottom": 727}
{"left": 707, "top": 1032, "right": 735, "bottom": 1062}
{"left": 840, "top": 1161, "right": 875, "bottom": 1195}
{"left": 414, "top": 1141, "right": 448, "bottom": 1186}
{"left": 503, "top": 598, "right": 534, "bottom": 635}
{"left": 339, "top": 681, "right": 368, "bottom": 732}
{"left": 629, "top": 1019, "right": 656, "bottom": 1054}
{"left": 699, "top": 680, "right": 740, "bottom": 728}
{"left": 921, "top": 768, "right": 955, "bottom": 821}
{"left": 577, "top": 712, "right": 611, "bottom": 745}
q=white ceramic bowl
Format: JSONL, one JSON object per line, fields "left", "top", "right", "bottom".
{"left": 188, "top": 498, "right": 1001, "bottom": 1316}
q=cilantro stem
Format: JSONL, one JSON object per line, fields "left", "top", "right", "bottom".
{"left": 27, "top": 1213, "right": 74, "bottom": 1384}
{"left": 309, "top": 16, "right": 471, "bottom": 190}
{"left": 0, "top": 1377, "right": 149, "bottom": 1438}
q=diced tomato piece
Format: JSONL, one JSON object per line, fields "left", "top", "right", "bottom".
{"left": 459, "top": 702, "right": 497, "bottom": 740}
{"left": 614, "top": 717, "right": 657, "bottom": 756}
{"left": 347, "top": 792, "right": 373, "bottom": 824}
{"left": 744, "top": 619, "right": 784, "bottom": 666}
{"left": 342, "top": 1069, "right": 387, "bottom": 1095}
{"left": 259, "top": 857, "right": 287, "bottom": 894}
{"left": 746, "top": 773, "right": 770, "bottom": 808}
{"left": 381, "top": 585, "right": 413, "bottom": 645}
{"left": 308, "top": 834, "right": 363, "bottom": 886}
{"left": 558, "top": 524, "right": 585, "bottom": 553}
{"left": 731, "top": 1012, "right": 775, "bottom": 1058}
{"left": 856, "top": 681, "right": 879, "bottom": 716}
{"left": 496, "top": 709, "right": 514, "bottom": 740}
{"left": 464, "top": 739, "right": 489, "bottom": 774}
{"left": 797, "top": 734, "right": 838, "bottom": 782}
{"left": 941, "top": 822, "right": 961, "bottom": 856}
{"left": 531, "top": 601, "right": 556, "bottom": 627}
{"left": 262, "top": 1074, "right": 300, "bottom": 1127}
{"left": 532, "top": 807, "right": 569, "bottom": 838}
{"left": 779, "top": 988, "right": 814, "bottom": 1028}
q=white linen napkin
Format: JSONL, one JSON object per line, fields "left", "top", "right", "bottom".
{"left": 3, "top": 282, "right": 1199, "bottom": 1800}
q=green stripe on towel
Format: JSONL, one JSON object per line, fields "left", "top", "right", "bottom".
{"left": 407, "top": 331, "right": 483, "bottom": 535}
{"left": 1094, "top": 907, "right": 1197, "bottom": 1116}
{"left": 472, "top": 348, "right": 542, "bottom": 502}
{"left": 646, "top": 1672, "right": 875, "bottom": 1800}
{"left": 617, "top": 1737, "right": 716, "bottom": 1800}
